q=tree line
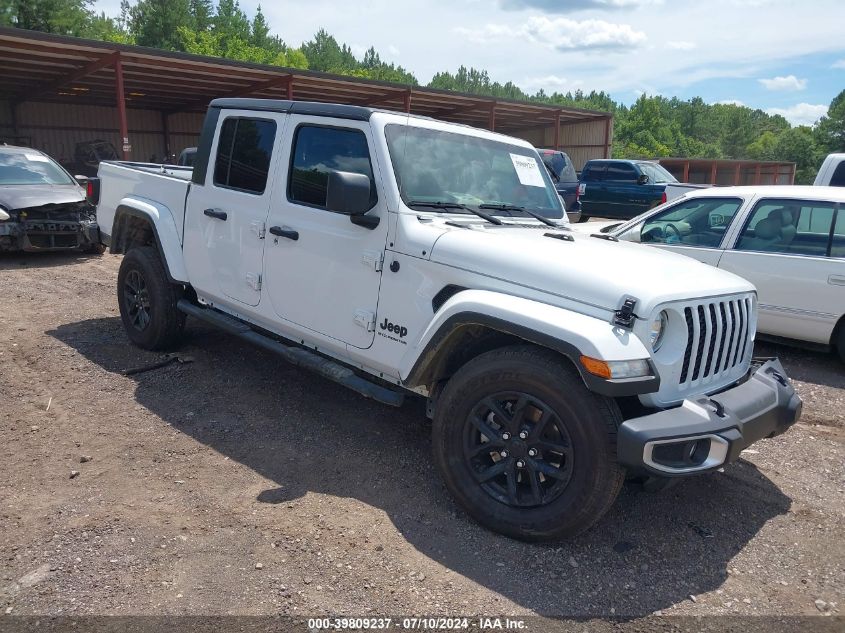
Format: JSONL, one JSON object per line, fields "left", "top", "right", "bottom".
{"left": 1, "top": 0, "right": 842, "bottom": 182}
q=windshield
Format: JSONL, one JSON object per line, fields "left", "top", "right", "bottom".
{"left": 385, "top": 124, "right": 563, "bottom": 218}
{"left": 0, "top": 149, "right": 74, "bottom": 186}
{"left": 637, "top": 162, "right": 677, "bottom": 184}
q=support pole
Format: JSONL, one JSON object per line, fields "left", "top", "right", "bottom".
{"left": 286, "top": 76, "right": 293, "bottom": 101}
{"left": 603, "top": 116, "right": 611, "bottom": 158}
{"left": 682, "top": 160, "right": 690, "bottom": 182}
{"left": 114, "top": 53, "right": 130, "bottom": 160}
{"left": 488, "top": 102, "right": 496, "bottom": 131}
{"left": 734, "top": 163, "right": 741, "bottom": 185}
{"left": 710, "top": 161, "right": 717, "bottom": 185}
{"left": 161, "top": 111, "right": 170, "bottom": 162}
{"left": 554, "top": 111, "right": 561, "bottom": 150}
{"left": 10, "top": 100, "right": 19, "bottom": 139}
{"left": 403, "top": 89, "right": 412, "bottom": 113}
{"left": 754, "top": 164, "right": 761, "bottom": 185}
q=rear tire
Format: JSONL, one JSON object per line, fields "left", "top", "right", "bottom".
{"left": 432, "top": 345, "right": 625, "bottom": 541}
{"left": 117, "top": 246, "right": 185, "bottom": 350}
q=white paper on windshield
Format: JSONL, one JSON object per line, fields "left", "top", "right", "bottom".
{"left": 24, "top": 153, "right": 49, "bottom": 162}
{"left": 509, "top": 153, "right": 545, "bottom": 188}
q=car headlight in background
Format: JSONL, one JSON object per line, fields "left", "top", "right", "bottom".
{"left": 0, "top": 206, "right": 9, "bottom": 222}
{"left": 650, "top": 310, "right": 668, "bottom": 351}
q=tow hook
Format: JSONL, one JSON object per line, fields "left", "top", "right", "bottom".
{"left": 706, "top": 399, "right": 727, "bottom": 419}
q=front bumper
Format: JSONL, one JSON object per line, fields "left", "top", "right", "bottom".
{"left": 0, "top": 220, "right": 99, "bottom": 251}
{"left": 617, "top": 359, "right": 801, "bottom": 476}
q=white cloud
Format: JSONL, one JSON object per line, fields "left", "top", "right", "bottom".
{"left": 666, "top": 40, "right": 696, "bottom": 50}
{"left": 457, "top": 16, "right": 647, "bottom": 51}
{"left": 833, "top": 59, "right": 845, "bottom": 69}
{"left": 766, "top": 103, "right": 828, "bottom": 126}
{"left": 522, "top": 75, "right": 584, "bottom": 92}
{"left": 758, "top": 74, "right": 807, "bottom": 91}
{"left": 501, "top": 0, "right": 663, "bottom": 9}
{"left": 387, "top": 45, "right": 401, "bottom": 57}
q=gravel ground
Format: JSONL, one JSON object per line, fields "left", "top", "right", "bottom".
{"left": 0, "top": 251, "right": 843, "bottom": 620}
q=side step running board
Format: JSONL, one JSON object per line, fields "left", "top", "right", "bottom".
{"left": 177, "top": 300, "right": 405, "bottom": 407}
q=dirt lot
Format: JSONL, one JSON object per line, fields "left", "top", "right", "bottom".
{"left": 1, "top": 252, "right": 843, "bottom": 620}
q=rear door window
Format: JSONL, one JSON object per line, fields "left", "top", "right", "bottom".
{"left": 830, "top": 209, "right": 845, "bottom": 257}
{"left": 735, "top": 199, "right": 836, "bottom": 256}
{"left": 213, "top": 117, "right": 276, "bottom": 194}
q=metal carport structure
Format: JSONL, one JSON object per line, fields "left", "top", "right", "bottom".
{"left": 0, "top": 27, "right": 613, "bottom": 168}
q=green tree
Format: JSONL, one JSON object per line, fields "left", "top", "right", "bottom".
{"left": 815, "top": 89, "right": 844, "bottom": 152}
{"left": 301, "top": 29, "right": 357, "bottom": 73}
{"left": 0, "top": 0, "right": 94, "bottom": 35}
{"left": 213, "top": 0, "right": 251, "bottom": 49}
{"left": 775, "top": 126, "right": 822, "bottom": 184}
{"left": 129, "top": 0, "right": 192, "bottom": 50}
{"left": 746, "top": 130, "right": 779, "bottom": 161}
{"left": 189, "top": 0, "right": 212, "bottom": 31}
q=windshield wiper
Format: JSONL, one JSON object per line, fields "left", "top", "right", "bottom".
{"left": 408, "top": 200, "right": 502, "bottom": 225}
{"left": 478, "top": 203, "right": 561, "bottom": 228}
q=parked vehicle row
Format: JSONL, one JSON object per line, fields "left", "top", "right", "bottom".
{"left": 576, "top": 159, "right": 706, "bottom": 222}
{"left": 93, "top": 97, "right": 800, "bottom": 542}
{"left": 578, "top": 186, "right": 845, "bottom": 360}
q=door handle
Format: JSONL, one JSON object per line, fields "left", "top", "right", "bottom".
{"left": 269, "top": 226, "right": 299, "bottom": 241}
{"left": 203, "top": 208, "right": 227, "bottom": 221}
{"left": 829, "top": 275, "right": 845, "bottom": 286}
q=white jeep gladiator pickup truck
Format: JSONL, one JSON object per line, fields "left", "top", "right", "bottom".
{"left": 95, "top": 98, "right": 801, "bottom": 541}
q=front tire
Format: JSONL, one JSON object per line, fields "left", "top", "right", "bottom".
{"left": 837, "top": 325, "right": 845, "bottom": 364}
{"left": 117, "top": 246, "right": 185, "bottom": 350}
{"left": 432, "top": 345, "right": 625, "bottom": 541}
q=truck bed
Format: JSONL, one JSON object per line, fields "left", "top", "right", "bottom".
{"left": 96, "top": 161, "right": 193, "bottom": 243}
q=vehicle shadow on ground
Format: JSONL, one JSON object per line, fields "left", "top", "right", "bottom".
{"left": 754, "top": 341, "right": 844, "bottom": 389}
{"left": 50, "top": 316, "right": 793, "bottom": 617}
{"left": 0, "top": 251, "right": 104, "bottom": 271}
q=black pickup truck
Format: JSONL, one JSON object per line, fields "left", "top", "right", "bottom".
{"left": 539, "top": 149, "right": 582, "bottom": 222}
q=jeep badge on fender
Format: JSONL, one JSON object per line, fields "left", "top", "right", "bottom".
{"left": 379, "top": 317, "right": 407, "bottom": 338}
{"left": 97, "top": 97, "right": 800, "bottom": 542}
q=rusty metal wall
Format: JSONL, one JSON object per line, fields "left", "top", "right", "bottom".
{"left": 516, "top": 117, "right": 612, "bottom": 170}
{"left": 0, "top": 100, "right": 203, "bottom": 164}
{"left": 0, "top": 99, "right": 612, "bottom": 171}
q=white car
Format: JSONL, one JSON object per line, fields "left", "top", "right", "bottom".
{"left": 814, "top": 153, "right": 845, "bottom": 187}
{"left": 94, "top": 99, "right": 801, "bottom": 541}
{"left": 602, "top": 186, "right": 845, "bottom": 360}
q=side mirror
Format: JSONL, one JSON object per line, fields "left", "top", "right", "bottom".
{"left": 637, "top": 174, "right": 650, "bottom": 185}
{"left": 326, "top": 170, "right": 378, "bottom": 229}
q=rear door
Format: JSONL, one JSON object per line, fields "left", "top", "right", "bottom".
{"left": 183, "top": 110, "right": 286, "bottom": 307}
{"left": 717, "top": 198, "right": 842, "bottom": 343}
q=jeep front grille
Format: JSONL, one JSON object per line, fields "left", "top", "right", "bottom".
{"left": 679, "top": 296, "right": 752, "bottom": 387}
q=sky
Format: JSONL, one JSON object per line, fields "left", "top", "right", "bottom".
{"left": 95, "top": 0, "right": 845, "bottom": 126}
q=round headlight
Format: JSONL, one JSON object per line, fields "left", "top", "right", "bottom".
{"left": 650, "top": 310, "right": 668, "bottom": 351}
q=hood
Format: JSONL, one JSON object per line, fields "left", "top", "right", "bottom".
{"left": 429, "top": 221, "right": 755, "bottom": 316}
{"left": 0, "top": 184, "right": 85, "bottom": 211}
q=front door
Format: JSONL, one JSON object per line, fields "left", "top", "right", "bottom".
{"left": 184, "top": 111, "right": 285, "bottom": 306}
{"left": 263, "top": 117, "right": 388, "bottom": 349}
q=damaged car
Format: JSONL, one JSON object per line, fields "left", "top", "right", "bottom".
{"left": 0, "top": 145, "right": 100, "bottom": 252}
